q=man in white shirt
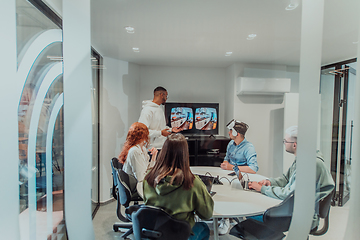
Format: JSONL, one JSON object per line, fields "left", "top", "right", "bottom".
{"left": 138, "top": 86, "right": 182, "bottom": 148}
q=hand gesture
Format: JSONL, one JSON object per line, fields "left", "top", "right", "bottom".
{"left": 220, "top": 161, "right": 233, "bottom": 170}
{"left": 258, "top": 179, "right": 271, "bottom": 186}
{"left": 148, "top": 147, "right": 158, "bottom": 161}
{"left": 248, "top": 181, "right": 262, "bottom": 192}
{"left": 172, "top": 126, "right": 183, "bottom": 133}
{"left": 161, "top": 128, "right": 171, "bottom": 137}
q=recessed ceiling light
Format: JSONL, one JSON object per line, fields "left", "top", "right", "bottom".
{"left": 125, "top": 26, "right": 135, "bottom": 34}
{"left": 286, "top": 3, "right": 298, "bottom": 10}
{"left": 132, "top": 47, "right": 140, "bottom": 52}
{"left": 247, "top": 34, "right": 257, "bottom": 40}
{"left": 286, "top": 0, "right": 299, "bottom": 10}
{"left": 225, "top": 52, "right": 233, "bottom": 56}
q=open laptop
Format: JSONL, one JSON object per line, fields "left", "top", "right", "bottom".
{"left": 196, "top": 174, "right": 216, "bottom": 197}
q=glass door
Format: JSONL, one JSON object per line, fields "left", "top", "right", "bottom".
{"left": 320, "top": 60, "right": 356, "bottom": 206}
{"left": 91, "top": 50, "right": 101, "bottom": 216}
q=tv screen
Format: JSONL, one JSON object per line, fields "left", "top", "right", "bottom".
{"left": 165, "top": 102, "right": 219, "bottom": 136}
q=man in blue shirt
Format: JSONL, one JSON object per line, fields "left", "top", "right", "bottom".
{"left": 218, "top": 120, "right": 258, "bottom": 235}
{"left": 220, "top": 120, "right": 258, "bottom": 174}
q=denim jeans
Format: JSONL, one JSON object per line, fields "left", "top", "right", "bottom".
{"left": 247, "top": 214, "right": 264, "bottom": 222}
{"left": 188, "top": 222, "right": 210, "bottom": 240}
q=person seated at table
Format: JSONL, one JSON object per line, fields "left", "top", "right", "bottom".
{"left": 143, "top": 133, "right": 214, "bottom": 240}
{"left": 218, "top": 120, "right": 258, "bottom": 234}
{"left": 118, "top": 122, "right": 158, "bottom": 186}
{"left": 246, "top": 125, "right": 334, "bottom": 231}
{"left": 220, "top": 120, "right": 258, "bottom": 174}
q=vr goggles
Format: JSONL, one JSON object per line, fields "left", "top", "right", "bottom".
{"left": 226, "top": 119, "right": 248, "bottom": 137}
{"left": 226, "top": 119, "right": 239, "bottom": 137}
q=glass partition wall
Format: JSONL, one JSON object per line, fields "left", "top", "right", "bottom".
{"left": 17, "top": 0, "right": 101, "bottom": 239}
{"left": 17, "top": 0, "right": 66, "bottom": 239}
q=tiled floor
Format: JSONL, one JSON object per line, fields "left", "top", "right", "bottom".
{"left": 93, "top": 200, "right": 349, "bottom": 240}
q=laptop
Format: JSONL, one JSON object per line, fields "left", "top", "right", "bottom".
{"left": 196, "top": 174, "right": 216, "bottom": 197}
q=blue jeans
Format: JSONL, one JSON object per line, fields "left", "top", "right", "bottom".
{"left": 188, "top": 222, "right": 210, "bottom": 240}
{"left": 247, "top": 214, "right": 263, "bottom": 222}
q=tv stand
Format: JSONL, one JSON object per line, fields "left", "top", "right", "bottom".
{"left": 186, "top": 136, "right": 230, "bottom": 166}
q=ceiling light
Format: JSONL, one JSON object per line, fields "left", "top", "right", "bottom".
{"left": 353, "top": 41, "right": 359, "bottom": 44}
{"left": 286, "top": 3, "right": 298, "bottom": 10}
{"left": 132, "top": 47, "right": 140, "bottom": 52}
{"left": 247, "top": 34, "right": 257, "bottom": 40}
{"left": 125, "top": 26, "right": 135, "bottom": 34}
{"left": 225, "top": 52, "right": 233, "bottom": 56}
{"left": 286, "top": 0, "right": 299, "bottom": 10}
{"left": 47, "top": 55, "right": 63, "bottom": 61}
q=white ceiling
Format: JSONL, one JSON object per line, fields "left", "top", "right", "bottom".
{"left": 90, "top": 0, "right": 359, "bottom": 68}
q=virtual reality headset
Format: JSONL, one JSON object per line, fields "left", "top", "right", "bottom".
{"left": 226, "top": 119, "right": 248, "bottom": 137}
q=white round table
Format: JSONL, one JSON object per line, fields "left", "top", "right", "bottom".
{"left": 137, "top": 166, "right": 282, "bottom": 240}
{"left": 190, "top": 166, "right": 282, "bottom": 239}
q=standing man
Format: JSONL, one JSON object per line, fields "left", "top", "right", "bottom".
{"left": 218, "top": 120, "right": 258, "bottom": 235}
{"left": 248, "top": 126, "right": 334, "bottom": 230}
{"left": 138, "top": 86, "right": 182, "bottom": 149}
{"left": 220, "top": 119, "right": 258, "bottom": 174}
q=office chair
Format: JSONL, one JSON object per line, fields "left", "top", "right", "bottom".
{"left": 230, "top": 192, "right": 294, "bottom": 240}
{"left": 110, "top": 158, "right": 142, "bottom": 238}
{"left": 231, "top": 190, "right": 334, "bottom": 240}
{"left": 126, "top": 204, "right": 192, "bottom": 240}
{"left": 309, "top": 190, "right": 334, "bottom": 236}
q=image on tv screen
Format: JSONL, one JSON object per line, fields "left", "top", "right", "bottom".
{"left": 170, "top": 107, "right": 193, "bottom": 130}
{"left": 195, "top": 107, "right": 217, "bottom": 130}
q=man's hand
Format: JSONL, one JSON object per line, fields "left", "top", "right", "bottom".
{"left": 220, "top": 161, "right": 234, "bottom": 170}
{"left": 148, "top": 147, "right": 158, "bottom": 161}
{"left": 258, "top": 179, "right": 271, "bottom": 186}
{"left": 161, "top": 129, "right": 171, "bottom": 137}
{"left": 248, "top": 181, "right": 263, "bottom": 192}
{"left": 172, "top": 127, "right": 183, "bottom": 133}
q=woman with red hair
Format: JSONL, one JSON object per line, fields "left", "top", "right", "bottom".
{"left": 119, "top": 122, "right": 158, "bottom": 182}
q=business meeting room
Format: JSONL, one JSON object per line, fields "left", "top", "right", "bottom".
{"left": 2, "top": 0, "right": 360, "bottom": 240}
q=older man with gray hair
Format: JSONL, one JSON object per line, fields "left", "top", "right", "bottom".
{"left": 248, "top": 125, "right": 334, "bottom": 230}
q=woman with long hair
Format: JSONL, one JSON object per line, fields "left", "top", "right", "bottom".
{"left": 143, "top": 133, "right": 214, "bottom": 240}
{"left": 119, "top": 122, "right": 158, "bottom": 182}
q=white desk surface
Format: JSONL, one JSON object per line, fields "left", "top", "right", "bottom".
{"left": 136, "top": 166, "right": 282, "bottom": 239}
{"left": 137, "top": 166, "right": 281, "bottom": 218}
{"left": 190, "top": 166, "right": 281, "bottom": 218}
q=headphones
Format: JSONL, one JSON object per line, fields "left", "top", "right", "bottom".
{"left": 226, "top": 119, "right": 239, "bottom": 137}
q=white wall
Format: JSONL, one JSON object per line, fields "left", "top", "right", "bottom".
{"left": 99, "top": 62, "right": 300, "bottom": 200}
{"left": 226, "top": 63, "right": 300, "bottom": 178}
{"left": 139, "top": 65, "right": 227, "bottom": 136}
{"left": 99, "top": 57, "right": 140, "bottom": 202}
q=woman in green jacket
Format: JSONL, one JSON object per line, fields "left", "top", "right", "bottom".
{"left": 143, "top": 133, "right": 214, "bottom": 240}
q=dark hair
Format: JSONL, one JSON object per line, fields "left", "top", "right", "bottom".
{"left": 144, "top": 133, "right": 195, "bottom": 190}
{"left": 118, "top": 122, "right": 149, "bottom": 164}
{"left": 234, "top": 122, "right": 249, "bottom": 136}
{"left": 154, "top": 86, "right": 167, "bottom": 95}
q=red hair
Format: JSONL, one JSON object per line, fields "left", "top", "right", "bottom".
{"left": 118, "top": 122, "right": 149, "bottom": 164}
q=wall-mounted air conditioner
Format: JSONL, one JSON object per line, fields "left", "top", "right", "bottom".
{"left": 236, "top": 77, "right": 291, "bottom": 95}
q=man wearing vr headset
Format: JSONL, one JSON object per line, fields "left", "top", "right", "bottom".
{"left": 218, "top": 119, "right": 258, "bottom": 235}
{"left": 220, "top": 119, "right": 258, "bottom": 174}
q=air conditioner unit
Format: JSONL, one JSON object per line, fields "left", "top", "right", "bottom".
{"left": 236, "top": 77, "right": 291, "bottom": 95}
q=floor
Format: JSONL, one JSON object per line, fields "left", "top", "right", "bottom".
{"left": 92, "top": 200, "right": 349, "bottom": 240}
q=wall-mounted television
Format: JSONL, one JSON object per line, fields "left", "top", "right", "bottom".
{"left": 165, "top": 102, "right": 219, "bottom": 136}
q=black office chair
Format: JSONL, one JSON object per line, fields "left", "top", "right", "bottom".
{"left": 309, "top": 190, "right": 334, "bottom": 236}
{"left": 230, "top": 190, "right": 334, "bottom": 240}
{"left": 230, "top": 192, "right": 294, "bottom": 240}
{"left": 126, "top": 204, "right": 192, "bottom": 240}
{"left": 110, "top": 158, "right": 142, "bottom": 238}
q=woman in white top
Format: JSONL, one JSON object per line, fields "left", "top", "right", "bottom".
{"left": 118, "top": 122, "right": 158, "bottom": 182}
